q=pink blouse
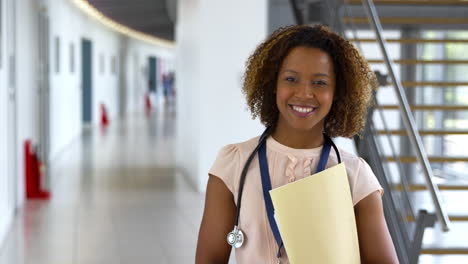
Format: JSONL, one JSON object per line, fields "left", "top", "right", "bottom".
{"left": 209, "top": 135, "right": 383, "bottom": 264}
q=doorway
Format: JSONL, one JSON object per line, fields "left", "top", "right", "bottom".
{"left": 82, "top": 39, "right": 93, "bottom": 124}
{"left": 37, "top": 6, "right": 50, "bottom": 187}
{"left": 148, "top": 56, "right": 157, "bottom": 93}
{"left": 6, "top": 0, "right": 18, "bottom": 210}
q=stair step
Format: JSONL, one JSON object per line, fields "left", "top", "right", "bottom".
{"left": 346, "top": 0, "right": 468, "bottom": 6}
{"left": 419, "top": 255, "right": 468, "bottom": 264}
{"left": 385, "top": 156, "right": 468, "bottom": 163}
{"left": 376, "top": 130, "right": 468, "bottom": 136}
{"left": 379, "top": 105, "right": 468, "bottom": 111}
{"left": 407, "top": 215, "right": 468, "bottom": 222}
{"left": 368, "top": 59, "right": 468, "bottom": 64}
{"left": 400, "top": 190, "right": 468, "bottom": 215}
{"left": 422, "top": 248, "right": 468, "bottom": 255}
{"left": 422, "top": 222, "right": 468, "bottom": 252}
{"left": 395, "top": 184, "right": 468, "bottom": 191}
{"left": 343, "top": 17, "right": 468, "bottom": 25}
{"left": 350, "top": 38, "right": 468, "bottom": 44}
{"left": 386, "top": 81, "right": 468, "bottom": 87}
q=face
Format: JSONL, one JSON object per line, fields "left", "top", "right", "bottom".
{"left": 275, "top": 46, "right": 336, "bottom": 134}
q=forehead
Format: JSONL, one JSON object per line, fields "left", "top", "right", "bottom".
{"left": 280, "top": 46, "right": 334, "bottom": 74}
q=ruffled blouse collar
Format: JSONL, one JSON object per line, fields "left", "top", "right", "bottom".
{"left": 266, "top": 135, "right": 323, "bottom": 156}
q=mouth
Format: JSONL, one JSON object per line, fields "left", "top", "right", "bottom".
{"left": 289, "top": 104, "right": 318, "bottom": 117}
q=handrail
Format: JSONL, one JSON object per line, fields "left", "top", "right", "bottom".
{"left": 362, "top": 0, "right": 451, "bottom": 232}
{"left": 374, "top": 97, "right": 416, "bottom": 221}
{"left": 339, "top": 0, "right": 416, "bottom": 222}
{"left": 335, "top": 0, "right": 416, "bottom": 222}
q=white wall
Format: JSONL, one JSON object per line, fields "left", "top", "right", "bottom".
{"left": 0, "top": 0, "right": 38, "bottom": 246}
{"left": 0, "top": 0, "right": 13, "bottom": 247}
{"left": 15, "top": 0, "right": 41, "bottom": 208}
{"left": 176, "top": 0, "right": 268, "bottom": 191}
{"left": 0, "top": 0, "right": 174, "bottom": 247}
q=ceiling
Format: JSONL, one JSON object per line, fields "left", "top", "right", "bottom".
{"left": 87, "top": 0, "right": 175, "bottom": 41}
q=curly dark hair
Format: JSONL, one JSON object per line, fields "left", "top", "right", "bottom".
{"left": 242, "top": 24, "right": 377, "bottom": 138}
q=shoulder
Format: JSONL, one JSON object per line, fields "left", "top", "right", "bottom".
{"left": 336, "top": 147, "right": 383, "bottom": 205}
{"left": 209, "top": 136, "right": 260, "bottom": 194}
{"left": 215, "top": 136, "right": 260, "bottom": 161}
{"left": 338, "top": 148, "right": 368, "bottom": 174}
{"left": 338, "top": 147, "right": 376, "bottom": 182}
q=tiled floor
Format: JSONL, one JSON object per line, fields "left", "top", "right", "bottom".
{"left": 1, "top": 106, "right": 467, "bottom": 263}
{"left": 0, "top": 108, "right": 212, "bottom": 264}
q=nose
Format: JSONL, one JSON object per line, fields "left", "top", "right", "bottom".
{"left": 294, "top": 82, "right": 314, "bottom": 98}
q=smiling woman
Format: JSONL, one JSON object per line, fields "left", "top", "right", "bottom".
{"left": 196, "top": 25, "right": 399, "bottom": 264}
{"left": 243, "top": 25, "right": 377, "bottom": 139}
{"left": 274, "top": 47, "right": 336, "bottom": 149}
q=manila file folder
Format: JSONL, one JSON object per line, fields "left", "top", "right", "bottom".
{"left": 269, "top": 163, "right": 360, "bottom": 264}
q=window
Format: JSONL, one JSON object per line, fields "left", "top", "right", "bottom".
{"left": 420, "top": 30, "right": 468, "bottom": 178}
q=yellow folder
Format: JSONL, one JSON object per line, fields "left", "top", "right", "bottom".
{"left": 269, "top": 163, "right": 360, "bottom": 264}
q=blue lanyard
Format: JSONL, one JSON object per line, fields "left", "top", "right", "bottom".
{"left": 258, "top": 136, "right": 336, "bottom": 258}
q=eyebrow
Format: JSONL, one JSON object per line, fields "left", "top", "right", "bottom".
{"left": 282, "top": 69, "right": 330, "bottom": 78}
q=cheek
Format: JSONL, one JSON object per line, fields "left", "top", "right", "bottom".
{"left": 323, "top": 93, "right": 334, "bottom": 104}
{"left": 276, "top": 85, "right": 291, "bottom": 103}
{"left": 321, "top": 88, "right": 335, "bottom": 106}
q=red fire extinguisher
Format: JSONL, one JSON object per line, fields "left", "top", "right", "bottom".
{"left": 145, "top": 93, "right": 152, "bottom": 116}
{"left": 100, "top": 103, "right": 109, "bottom": 127}
{"left": 24, "top": 140, "right": 50, "bottom": 199}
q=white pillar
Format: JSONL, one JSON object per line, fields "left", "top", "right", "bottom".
{"left": 175, "top": 0, "right": 268, "bottom": 192}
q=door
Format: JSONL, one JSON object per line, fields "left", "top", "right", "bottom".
{"left": 148, "top": 56, "right": 157, "bottom": 93}
{"left": 6, "top": 0, "right": 17, "bottom": 209}
{"left": 37, "top": 6, "right": 50, "bottom": 188}
{"left": 82, "top": 39, "right": 92, "bottom": 124}
{"left": 0, "top": 0, "right": 10, "bottom": 218}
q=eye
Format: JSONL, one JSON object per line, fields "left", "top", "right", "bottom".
{"left": 312, "top": 80, "right": 327, "bottom": 86}
{"left": 285, "top": 76, "right": 297, "bottom": 82}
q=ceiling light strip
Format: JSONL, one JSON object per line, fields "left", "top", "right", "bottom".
{"left": 71, "top": 0, "right": 175, "bottom": 48}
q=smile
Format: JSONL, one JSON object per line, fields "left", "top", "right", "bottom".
{"left": 289, "top": 104, "right": 317, "bottom": 117}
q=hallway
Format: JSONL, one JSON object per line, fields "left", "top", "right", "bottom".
{"left": 0, "top": 110, "right": 205, "bottom": 264}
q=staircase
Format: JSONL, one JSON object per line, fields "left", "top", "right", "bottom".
{"left": 339, "top": 0, "right": 468, "bottom": 263}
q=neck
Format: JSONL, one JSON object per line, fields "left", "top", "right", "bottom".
{"left": 271, "top": 123, "right": 325, "bottom": 149}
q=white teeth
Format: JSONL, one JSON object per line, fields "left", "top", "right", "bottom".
{"left": 292, "top": 106, "right": 314, "bottom": 113}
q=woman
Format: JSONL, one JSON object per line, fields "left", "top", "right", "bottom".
{"left": 196, "top": 24, "right": 399, "bottom": 264}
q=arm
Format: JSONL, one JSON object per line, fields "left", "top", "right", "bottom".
{"left": 195, "top": 175, "right": 236, "bottom": 264}
{"left": 355, "top": 191, "right": 399, "bottom": 264}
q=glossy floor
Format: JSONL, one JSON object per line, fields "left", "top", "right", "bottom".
{"left": 0, "top": 109, "right": 224, "bottom": 264}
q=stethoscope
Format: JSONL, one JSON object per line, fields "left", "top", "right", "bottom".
{"left": 227, "top": 127, "right": 342, "bottom": 260}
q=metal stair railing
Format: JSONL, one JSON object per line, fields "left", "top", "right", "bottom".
{"left": 361, "top": 0, "right": 451, "bottom": 232}
{"left": 325, "top": 0, "right": 419, "bottom": 231}
{"left": 321, "top": 2, "right": 415, "bottom": 263}
{"left": 317, "top": 0, "right": 454, "bottom": 263}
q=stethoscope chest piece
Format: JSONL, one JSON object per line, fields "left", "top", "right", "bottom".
{"left": 227, "top": 226, "right": 244, "bottom": 248}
